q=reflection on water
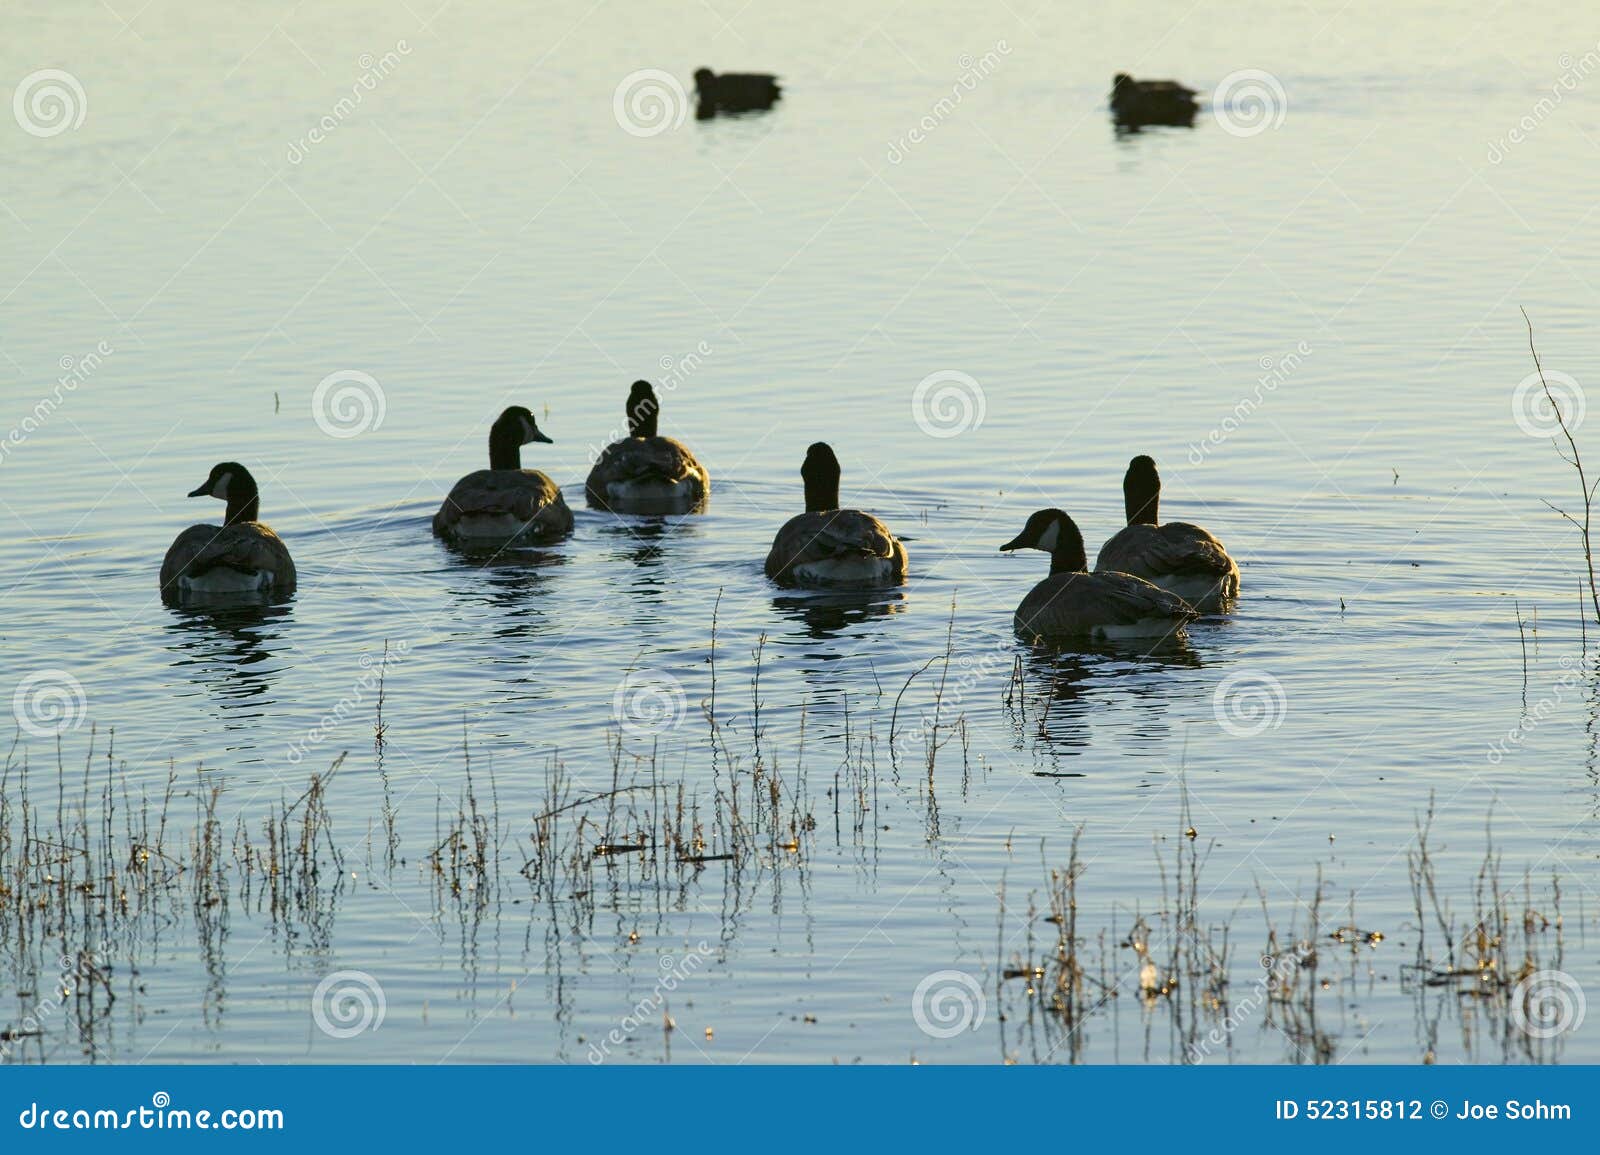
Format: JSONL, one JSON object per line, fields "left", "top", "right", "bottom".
{"left": 164, "top": 602, "right": 292, "bottom": 711}
{"left": 440, "top": 545, "right": 568, "bottom": 641}
{"left": 770, "top": 589, "right": 907, "bottom": 642}
{"left": 1012, "top": 642, "right": 1203, "bottom": 755}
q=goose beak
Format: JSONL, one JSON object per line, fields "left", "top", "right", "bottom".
{"left": 187, "top": 482, "right": 211, "bottom": 498}
{"left": 999, "top": 532, "right": 1027, "bottom": 552}
{"left": 530, "top": 429, "right": 553, "bottom": 444}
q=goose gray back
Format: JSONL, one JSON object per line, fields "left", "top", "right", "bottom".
{"left": 585, "top": 380, "right": 710, "bottom": 514}
{"left": 1094, "top": 456, "right": 1239, "bottom": 611}
{"left": 765, "top": 442, "right": 907, "bottom": 589}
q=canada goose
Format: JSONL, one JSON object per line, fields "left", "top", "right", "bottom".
{"left": 1094, "top": 456, "right": 1239, "bottom": 611}
{"left": 765, "top": 443, "right": 907, "bottom": 589}
{"left": 694, "top": 68, "right": 781, "bottom": 113}
{"left": 585, "top": 380, "right": 710, "bottom": 513}
{"left": 1109, "top": 73, "right": 1198, "bottom": 128}
{"left": 159, "top": 462, "right": 296, "bottom": 604}
{"left": 1001, "top": 509, "right": 1197, "bottom": 641}
{"left": 433, "top": 406, "right": 573, "bottom": 547}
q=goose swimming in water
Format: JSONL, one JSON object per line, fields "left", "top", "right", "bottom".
{"left": 1094, "top": 456, "right": 1239, "bottom": 611}
{"left": 765, "top": 443, "right": 907, "bottom": 589}
{"left": 585, "top": 380, "right": 710, "bottom": 513}
{"left": 1001, "top": 508, "right": 1197, "bottom": 642}
{"left": 433, "top": 405, "right": 573, "bottom": 548}
{"left": 159, "top": 462, "right": 296, "bottom": 604}
{"left": 1109, "top": 73, "right": 1198, "bottom": 128}
{"left": 694, "top": 68, "right": 781, "bottom": 114}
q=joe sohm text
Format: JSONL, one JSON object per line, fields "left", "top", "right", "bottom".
{"left": 1274, "top": 1099, "right": 1573, "bottom": 1122}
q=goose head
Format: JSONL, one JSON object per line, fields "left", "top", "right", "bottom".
{"left": 1001, "top": 508, "right": 1088, "bottom": 574}
{"left": 187, "top": 461, "right": 260, "bottom": 525}
{"left": 694, "top": 68, "right": 716, "bottom": 93}
{"left": 489, "top": 405, "right": 552, "bottom": 469}
{"left": 1123, "top": 454, "right": 1161, "bottom": 525}
{"left": 800, "top": 442, "right": 841, "bottom": 513}
{"left": 626, "top": 380, "right": 660, "bottom": 439}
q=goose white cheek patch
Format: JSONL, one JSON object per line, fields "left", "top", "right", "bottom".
{"left": 211, "top": 472, "right": 233, "bottom": 499}
{"left": 1035, "top": 521, "right": 1060, "bottom": 552}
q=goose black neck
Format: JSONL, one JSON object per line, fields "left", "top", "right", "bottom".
{"left": 1124, "top": 463, "right": 1160, "bottom": 525}
{"left": 627, "top": 383, "right": 659, "bottom": 438}
{"left": 488, "top": 426, "right": 522, "bottom": 470}
{"left": 224, "top": 490, "right": 260, "bottom": 526}
{"left": 803, "top": 474, "right": 839, "bottom": 513}
{"left": 1050, "top": 518, "right": 1088, "bottom": 575}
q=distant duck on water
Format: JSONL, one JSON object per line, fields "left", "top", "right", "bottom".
{"left": 694, "top": 68, "right": 781, "bottom": 115}
{"left": 765, "top": 443, "right": 907, "bottom": 590}
{"left": 1001, "top": 509, "right": 1196, "bottom": 642}
{"left": 585, "top": 380, "right": 710, "bottom": 514}
{"left": 1109, "top": 73, "right": 1198, "bottom": 128}
{"left": 1094, "top": 455, "right": 1239, "bottom": 611}
{"left": 433, "top": 406, "right": 573, "bottom": 548}
{"left": 160, "top": 462, "right": 296, "bottom": 604}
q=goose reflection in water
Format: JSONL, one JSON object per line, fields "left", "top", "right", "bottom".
{"left": 770, "top": 589, "right": 906, "bottom": 643}
{"left": 164, "top": 602, "right": 292, "bottom": 711}
{"left": 594, "top": 515, "right": 701, "bottom": 573}
{"left": 1012, "top": 641, "right": 1202, "bottom": 754}
{"left": 441, "top": 546, "right": 568, "bottom": 642}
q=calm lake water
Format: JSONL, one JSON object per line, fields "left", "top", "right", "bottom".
{"left": 3, "top": 1, "right": 1599, "bottom": 1063}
